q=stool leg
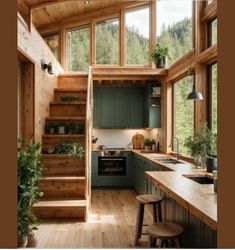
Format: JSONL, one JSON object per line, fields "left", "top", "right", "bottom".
{"left": 174, "top": 238, "right": 180, "bottom": 248}
{"left": 157, "top": 202, "right": 162, "bottom": 222}
{"left": 152, "top": 203, "right": 157, "bottom": 222}
{"left": 148, "top": 236, "right": 153, "bottom": 248}
{"left": 134, "top": 203, "right": 145, "bottom": 245}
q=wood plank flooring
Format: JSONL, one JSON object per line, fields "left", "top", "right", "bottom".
{"left": 29, "top": 189, "right": 153, "bottom": 248}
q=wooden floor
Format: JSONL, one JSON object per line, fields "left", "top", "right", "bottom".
{"left": 29, "top": 189, "right": 153, "bottom": 248}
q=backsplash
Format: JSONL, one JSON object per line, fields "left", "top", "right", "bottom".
{"left": 93, "top": 129, "right": 162, "bottom": 149}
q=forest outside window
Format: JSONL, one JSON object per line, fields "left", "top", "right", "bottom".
{"left": 208, "top": 18, "right": 217, "bottom": 47}
{"left": 43, "top": 32, "right": 60, "bottom": 62}
{"left": 208, "top": 63, "right": 217, "bottom": 135}
{"left": 67, "top": 25, "right": 90, "bottom": 72}
{"left": 95, "top": 18, "right": 119, "bottom": 65}
{"left": 156, "top": 0, "right": 193, "bottom": 67}
{"left": 125, "top": 5, "right": 150, "bottom": 65}
{"left": 173, "top": 75, "right": 194, "bottom": 155}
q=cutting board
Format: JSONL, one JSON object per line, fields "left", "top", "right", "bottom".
{"left": 132, "top": 133, "right": 144, "bottom": 149}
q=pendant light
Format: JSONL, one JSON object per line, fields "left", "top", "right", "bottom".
{"left": 186, "top": 68, "right": 203, "bottom": 101}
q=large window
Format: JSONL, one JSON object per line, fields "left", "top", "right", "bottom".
{"left": 43, "top": 32, "right": 60, "bottom": 62}
{"left": 67, "top": 25, "right": 90, "bottom": 71}
{"left": 208, "top": 18, "right": 217, "bottom": 47}
{"left": 208, "top": 63, "right": 217, "bottom": 135}
{"left": 174, "top": 75, "right": 194, "bottom": 155}
{"left": 95, "top": 18, "right": 119, "bottom": 65}
{"left": 157, "top": 0, "right": 193, "bottom": 66}
{"left": 125, "top": 5, "right": 150, "bottom": 65}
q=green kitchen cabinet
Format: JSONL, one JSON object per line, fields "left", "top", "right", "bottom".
{"left": 128, "top": 87, "right": 145, "bottom": 128}
{"left": 93, "top": 86, "right": 145, "bottom": 129}
{"left": 91, "top": 151, "right": 99, "bottom": 186}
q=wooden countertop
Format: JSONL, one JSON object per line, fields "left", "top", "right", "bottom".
{"left": 131, "top": 150, "right": 217, "bottom": 230}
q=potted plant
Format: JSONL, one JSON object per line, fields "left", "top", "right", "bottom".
{"left": 184, "top": 123, "right": 216, "bottom": 169}
{"left": 54, "top": 141, "right": 85, "bottom": 159}
{"left": 144, "top": 138, "right": 152, "bottom": 150}
{"left": 69, "top": 122, "right": 84, "bottom": 134}
{"left": 92, "top": 136, "right": 98, "bottom": 150}
{"left": 151, "top": 139, "right": 156, "bottom": 151}
{"left": 151, "top": 44, "right": 170, "bottom": 68}
{"left": 17, "top": 140, "right": 43, "bottom": 247}
{"left": 45, "top": 121, "right": 56, "bottom": 134}
{"left": 58, "top": 122, "right": 66, "bottom": 134}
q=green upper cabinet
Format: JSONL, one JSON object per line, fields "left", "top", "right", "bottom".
{"left": 128, "top": 87, "right": 145, "bottom": 128}
{"left": 93, "top": 86, "right": 144, "bottom": 129}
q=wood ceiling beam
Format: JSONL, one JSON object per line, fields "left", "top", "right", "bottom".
{"left": 29, "top": 0, "right": 71, "bottom": 9}
{"left": 37, "top": 0, "right": 152, "bottom": 32}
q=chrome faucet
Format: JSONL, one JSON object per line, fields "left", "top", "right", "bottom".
{"left": 170, "top": 137, "right": 180, "bottom": 160}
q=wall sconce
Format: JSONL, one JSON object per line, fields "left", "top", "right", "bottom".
{"left": 41, "top": 59, "right": 53, "bottom": 75}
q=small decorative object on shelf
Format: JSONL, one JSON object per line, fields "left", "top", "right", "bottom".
{"left": 152, "top": 87, "right": 161, "bottom": 96}
{"left": 92, "top": 136, "right": 98, "bottom": 150}
{"left": 151, "top": 43, "right": 171, "bottom": 68}
{"left": 151, "top": 139, "right": 156, "bottom": 151}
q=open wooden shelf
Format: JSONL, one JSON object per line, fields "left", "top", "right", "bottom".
{"left": 45, "top": 116, "right": 86, "bottom": 121}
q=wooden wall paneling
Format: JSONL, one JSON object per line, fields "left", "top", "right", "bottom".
{"left": 60, "top": 27, "right": 66, "bottom": 69}
{"left": 18, "top": 13, "right": 64, "bottom": 142}
{"left": 19, "top": 60, "right": 35, "bottom": 145}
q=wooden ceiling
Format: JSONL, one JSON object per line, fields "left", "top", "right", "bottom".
{"left": 17, "top": 0, "right": 141, "bottom": 29}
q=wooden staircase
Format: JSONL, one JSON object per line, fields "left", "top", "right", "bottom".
{"left": 33, "top": 74, "right": 89, "bottom": 220}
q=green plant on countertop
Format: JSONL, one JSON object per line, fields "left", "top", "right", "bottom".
{"left": 17, "top": 139, "right": 43, "bottom": 247}
{"left": 184, "top": 123, "right": 216, "bottom": 157}
{"left": 54, "top": 141, "right": 85, "bottom": 159}
{"left": 144, "top": 138, "right": 152, "bottom": 146}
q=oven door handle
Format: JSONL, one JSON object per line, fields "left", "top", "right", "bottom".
{"left": 100, "top": 158, "right": 124, "bottom": 161}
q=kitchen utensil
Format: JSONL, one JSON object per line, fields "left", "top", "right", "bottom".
{"left": 132, "top": 133, "right": 144, "bottom": 149}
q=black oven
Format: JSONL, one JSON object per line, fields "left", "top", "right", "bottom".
{"left": 98, "top": 156, "right": 126, "bottom": 176}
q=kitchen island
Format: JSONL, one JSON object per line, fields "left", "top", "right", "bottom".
{"left": 131, "top": 150, "right": 217, "bottom": 248}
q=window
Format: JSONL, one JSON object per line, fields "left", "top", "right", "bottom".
{"left": 67, "top": 25, "right": 90, "bottom": 71}
{"left": 208, "top": 0, "right": 213, "bottom": 5}
{"left": 208, "top": 63, "right": 217, "bottom": 135}
{"left": 43, "top": 32, "right": 60, "bottom": 61}
{"left": 173, "top": 75, "right": 194, "bottom": 155}
{"left": 95, "top": 18, "right": 119, "bottom": 65}
{"left": 157, "top": 0, "right": 193, "bottom": 66}
{"left": 208, "top": 18, "right": 217, "bottom": 47}
{"left": 125, "top": 5, "right": 150, "bottom": 65}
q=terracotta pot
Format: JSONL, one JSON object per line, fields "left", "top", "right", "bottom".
{"left": 92, "top": 143, "right": 97, "bottom": 150}
{"left": 144, "top": 145, "right": 151, "bottom": 150}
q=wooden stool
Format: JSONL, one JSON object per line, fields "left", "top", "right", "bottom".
{"left": 134, "top": 194, "right": 163, "bottom": 246}
{"left": 146, "top": 222, "right": 184, "bottom": 248}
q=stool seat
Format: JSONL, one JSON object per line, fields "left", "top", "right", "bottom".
{"left": 136, "top": 194, "right": 163, "bottom": 204}
{"left": 147, "top": 222, "right": 183, "bottom": 239}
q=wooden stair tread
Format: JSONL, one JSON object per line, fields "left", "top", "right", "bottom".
{"left": 50, "top": 101, "right": 86, "bottom": 105}
{"left": 33, "top": 199, "right": 87, "bottom": 208}
{"left": 54, "top": 88, "right": 87, "bottom": 92}
{"left": 40, "top": 176, "right": 86, "bottom": 181}
{"left": 45, "top": 116, "right": 86, "bottom": 121}
{"left": 42, "top": 134, "right": 85, "bottom": 138}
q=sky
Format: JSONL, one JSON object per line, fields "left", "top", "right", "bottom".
{"left": 125, "top": 0, "right": 193, "bottom": 38}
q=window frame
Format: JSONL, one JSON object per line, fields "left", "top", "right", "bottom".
{"left": 207, "top": 17, "right": 217, "bottom": 48}
{"left": 66, "top": 24, "right": 91, "bottom": 72}
{"left": 206, "top": 62, "right": 217, "bottom": 133}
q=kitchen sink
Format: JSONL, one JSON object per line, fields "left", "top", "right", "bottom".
{"left": 151, "top": 157, "right": 183, "bottom": 164}
{"left": 184, "top": 176, "right": 214, "bottom": 184}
